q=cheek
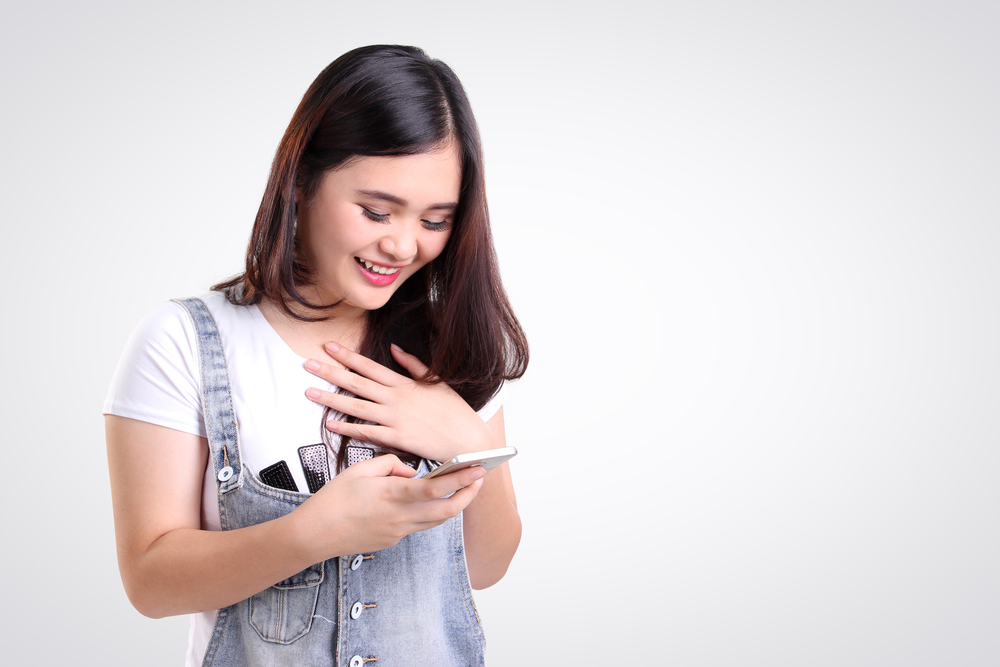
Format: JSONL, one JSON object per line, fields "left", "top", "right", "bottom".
{"left": 317, "top": 214, "right": 369, "bottom": 258}
{"left": 426, "top": 231, "right": 452, "bottom": 262}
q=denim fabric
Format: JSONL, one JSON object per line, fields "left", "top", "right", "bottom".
{"left": 175, "top": 298, "right": 486, "bottom": 667}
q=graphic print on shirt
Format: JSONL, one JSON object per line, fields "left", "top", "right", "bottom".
{"left": 259, "top": 460, "right": 299, "bottom": 492}
{"left": 346, "top": 445, "right": 375, "bottom": 467}
{"left": 298, "top": 444, "right": 331, "bottom": 493}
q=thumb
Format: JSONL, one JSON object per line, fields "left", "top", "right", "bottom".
{"left": 346, "top": 453, "right": 418, "bottom": 479}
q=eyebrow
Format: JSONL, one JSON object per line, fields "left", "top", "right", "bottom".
{"left": 356, "top": 189, "right": 457, "bottom": 211}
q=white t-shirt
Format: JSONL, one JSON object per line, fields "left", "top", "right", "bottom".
{"left": 103, "top": 291, "right": 503, "bottom": 665}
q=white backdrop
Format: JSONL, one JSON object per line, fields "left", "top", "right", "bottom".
{"left": 2, "top": 1, "right": 998, "bottom": 665}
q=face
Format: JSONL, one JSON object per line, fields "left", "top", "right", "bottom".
{"left": 296, "top": 141, "right": 462, "bottom": 317}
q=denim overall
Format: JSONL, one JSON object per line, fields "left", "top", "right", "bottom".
{"left": 175, "top": 298, "right": 486, "bottom": 667}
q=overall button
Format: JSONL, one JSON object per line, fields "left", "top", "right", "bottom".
{"left": 350, "top": 657, "right": 363, "bottom": 667}
{"left": 217, "top": 466, "right": 234, "bottom": 482}
{"left": 351, "top": 601, "right": 364, "bottom": 619}
{"left": 351, "top": 555, "right": 364, "bottom": 570}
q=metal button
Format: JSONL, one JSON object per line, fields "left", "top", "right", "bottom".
{"left": 351, "top": 601, "right": 364, "bottom": 619}
{"left": 350, "top": 657, "right": 363, "bottom": 667}
{"left": 351, "top": 555, "right": 364, "bottom": 571}
{"left": 217, "top": 466, "right": 234, "bottom": 482}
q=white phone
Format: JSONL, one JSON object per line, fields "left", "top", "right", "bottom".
{"left": 425, "top": 446, "right": 517, "bottom": 478}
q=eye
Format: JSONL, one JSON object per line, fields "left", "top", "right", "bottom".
{"left": 422, "top": 219, "right": 452, "bottom": 232}
{"left": 361, "top": 207, "right": 389, "bottom": 223}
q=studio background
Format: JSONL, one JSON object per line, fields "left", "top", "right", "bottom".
{"left": 2, "top": 1, "right": 997, "bottom": 664}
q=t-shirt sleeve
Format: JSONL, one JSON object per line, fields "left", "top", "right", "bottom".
{"left": 476, "top": 382, "right": 505, "bottom": 423}
{"left": 103, "top": 301, "right": 206, "bottom": 438}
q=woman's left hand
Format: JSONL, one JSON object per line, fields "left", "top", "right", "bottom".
{"left": 304, "top": 342, "right": 495, "bottom": 462}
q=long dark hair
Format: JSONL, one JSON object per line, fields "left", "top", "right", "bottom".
{"left": 215, "top": 45, "right": 528, "bottom": 470}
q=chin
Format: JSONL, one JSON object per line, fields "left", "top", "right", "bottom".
{"left": 344, "top": 289, "right": 397, "bottom": 313}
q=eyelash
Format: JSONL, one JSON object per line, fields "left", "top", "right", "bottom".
{"left": 361, "top": 208, "right": 389, "bottom": 223}
{"left": 422, "top": 220, "right": 452, "bottom": 232}
{"left": 361, "top": 207, "right": 452, "bottom": 232}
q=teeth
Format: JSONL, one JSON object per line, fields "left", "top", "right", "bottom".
{"left": 359, "top": 258, "right": 399, "bottom": 275}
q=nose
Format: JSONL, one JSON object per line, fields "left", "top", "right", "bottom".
{"left": 378, "top": 221, "right": 418, "bottom": 261}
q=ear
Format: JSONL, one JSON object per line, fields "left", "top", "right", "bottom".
{"left": 293, "top": 171, "right": 306, "bottom": 203}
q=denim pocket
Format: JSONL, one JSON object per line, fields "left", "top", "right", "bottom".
{"left": 249, "top": 561, "right": 325, "bottom": 644}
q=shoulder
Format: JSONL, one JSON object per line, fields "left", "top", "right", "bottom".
{"left": 477, "top": 383, "right": 506, "bottom": 422}
{"left": 140, "top": 291, "right": 253, "bottom": 338}
{"left": 195, "top": 290, "right": 261, "bottom": 336}
{"left": 127, "top": 292, "right": 260, "bottom": 360}
{"left": 104, "top": 298, "right": 208, "bottom": 435}
{"left": 125, "top": 299, "right": 199, "bottom": 361}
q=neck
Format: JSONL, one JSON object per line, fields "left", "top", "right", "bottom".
{"left": 258, "top": 296, "right": 367, "bottom": 364}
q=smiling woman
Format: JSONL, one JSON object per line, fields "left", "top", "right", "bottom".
{"left": 294, "top": 145, "right": 461, "bottom": 315}
{"left": 104, "top": 45, "right": 528, "bottom": 667}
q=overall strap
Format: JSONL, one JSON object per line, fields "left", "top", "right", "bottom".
{"left": 173, "top": 297, "right": 243, "bottom": 495}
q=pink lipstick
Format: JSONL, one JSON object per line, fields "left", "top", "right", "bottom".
{"left": 355, "top": 257, "right": 402, "bottom": 286}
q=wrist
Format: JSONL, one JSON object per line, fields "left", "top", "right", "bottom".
{"left": 283, "top": 504, "right": 331, "bottom": 566}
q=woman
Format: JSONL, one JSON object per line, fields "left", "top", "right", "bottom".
{"left": 105, "top": 45, "right": 528, "bottom": 666}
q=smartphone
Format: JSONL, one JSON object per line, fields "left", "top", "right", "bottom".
{"left": 425, "top": 446, "right": 517, "bottom": 479}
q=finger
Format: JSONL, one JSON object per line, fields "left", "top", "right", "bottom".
{"left": 305, "top": 361, "right": 390, "bottom": 402}
{"left": 398, "top": 478, "right": 484, "bottom": 529}
{"left": 389, "top": 344, "right": 435, "bottom": 380}
{"left": 324, "top": 342, "right": 402, "bottom": 386}
{"left": 404, "top": 466, "right": 486, "bottom": 502}
{"left": 441, "top": 477, "right": 484, "bottom": 513}
{"left": 325, "top": 419, "right": 395, "bottom": 448}
{"left": 307, "top": 388, "right": 388, "bottom": 425}
{"left": 341, "top": 454, "right": 417, "bottom": 479}
{"left": 419, "top": 478, "right": 485, "bottom": 520}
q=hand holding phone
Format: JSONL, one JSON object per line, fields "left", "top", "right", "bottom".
{"left": 425, "top": 446, "right": 517, "bottom": 479}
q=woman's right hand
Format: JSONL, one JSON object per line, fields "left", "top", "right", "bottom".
{"left": 107, "top": 416, "right": 483, "bottom": 619}
{"left": 289, "top": 454, "right": 485, "bottom": 563}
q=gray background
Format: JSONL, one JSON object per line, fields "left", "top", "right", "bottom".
{"left": 2, "top": 0, "right": 998, "bottom": 664}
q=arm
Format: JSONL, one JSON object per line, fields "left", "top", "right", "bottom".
{"left": 106, "top": 415, "right": 484, "bottom": 618}
{"left": 461, "top": 407, "right": 522, "bottom": 589}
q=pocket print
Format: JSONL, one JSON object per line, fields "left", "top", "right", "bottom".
{"left": 249, "top": 561, "right": 325, "bottom": 644}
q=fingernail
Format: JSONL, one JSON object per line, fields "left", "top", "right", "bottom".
{"left": 471, "top": 467, "right": 486, "bottom": 481}
{"left": 306, "top": 388, "right": 321, "bottom": 399}
{"left": 326, "top": 342, "right": 340, "bottom": 353}
{"left": 390, "top": 343, "right": 402, "bottom": 352}
{"left": 305, "top": 359, "right": 321, "bottom": 371}
{"left": 325, "top": 420, "right": 340, "bottom": 431}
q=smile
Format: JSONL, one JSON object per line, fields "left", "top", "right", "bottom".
{"left": 354, "top": 257, "right": 404, "bottom": 286}
{"left": 355, "top": 257, "right": 401, "bottom": 275}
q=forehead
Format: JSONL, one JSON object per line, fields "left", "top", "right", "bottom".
{"left": 324, "top": 142, "right": 463, "bottom": 205}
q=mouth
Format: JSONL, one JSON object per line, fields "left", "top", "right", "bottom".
{"left": 354, "top": 257, "right": 402, "bottom": 275}
{"left": 354, "top": 257, "right": 404, "bottom": 286}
